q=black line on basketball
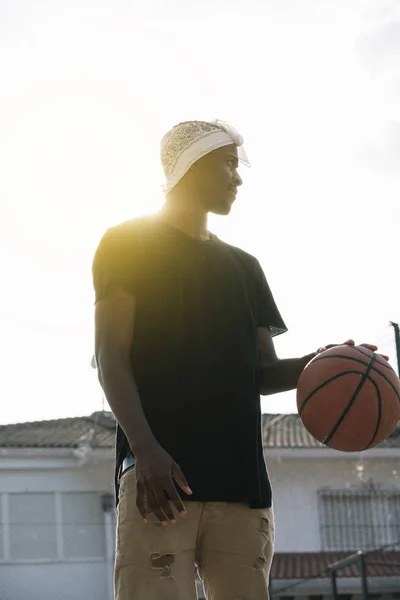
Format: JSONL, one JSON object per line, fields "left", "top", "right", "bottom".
{"left": 360, "top": 375, "right": 382, "bottom": 451}
{"left": 313, "top": 354, "right": 370, "bottom": 368}
{"left": 351, "top": 346, "right": 393, "bottom": 371}
{"left": 323, "top": 355, "right": 378, "bottom": 445}
{"left": 367, "top": 368, "right": 400, "bottom": 405}
{"left": 313, "top": 354, "right": 400, "bottom": 403}
{"left": 298, "top": 370, "right": 365, "bottom": 417}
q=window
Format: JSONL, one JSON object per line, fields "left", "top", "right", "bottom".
{"left": 9, "top": 493, "right": 57, "bottom": 560}
{"left": 318, "top": 489, "right": 400, "bottom": 551}
{"left": 62, "top": 493, "right": 106, "bottom": 559}
{"left": 3, "top": 492, "right": 107, "bottom": 562}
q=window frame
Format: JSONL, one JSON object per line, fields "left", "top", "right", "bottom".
{"left": 0, "top": 491, "right": 109, "bottom": 564}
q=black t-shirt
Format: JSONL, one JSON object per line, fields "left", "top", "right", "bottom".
{"left": 92, "top": 215, "right": 287, "bottom": 508}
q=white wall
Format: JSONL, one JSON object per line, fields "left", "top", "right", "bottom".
{"left": 267, "top": 453, "right": 399, "bottom": 552}
{"left": 0, "top": 455, "right": 114, "bottom": 494}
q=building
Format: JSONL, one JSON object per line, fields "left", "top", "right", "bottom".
{"left": 0, "top": 412, "right": 399, "bottom": 599}
{"left": 264, "top": 414, "right": 400, "bottom": 599}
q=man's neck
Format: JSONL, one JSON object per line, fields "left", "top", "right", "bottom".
{"left": 160, "top": 203, "right": 210, "bottom": 241}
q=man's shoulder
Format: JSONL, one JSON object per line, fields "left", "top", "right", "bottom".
{"left": 217, "top": 238, "right": 260, "bottom": 268}
{"left": 100, "top": 215, "right": 161, "bottom": 250}
{"left": 108, "top": 214, "right": 158, "bottom": 238}
{"left": 94, "top": 215, "right": 160, "bottom": 265}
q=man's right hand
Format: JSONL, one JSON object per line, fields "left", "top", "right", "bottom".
{"left": 134, "top": 444, "right": 192, "bottom": 525}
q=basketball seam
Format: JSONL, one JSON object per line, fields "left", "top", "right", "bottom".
{"left": 311, "top": 354, "right": 400, "bottom": 405}
{"left": 312, "top": 353, "right": 394, "bottom": 377}
{"left": 351, "top": 346, "right": 393, "bottom": 370}
{"left": 298, "top": 370, "right": 365, "bottom": 416}
{"left": 360, "top": 376, "right": 382, "bottom": 451}
{"left": 322, "top": 355, "right": 378, "bottom": 446}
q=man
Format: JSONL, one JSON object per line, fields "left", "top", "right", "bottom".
{"left": 92, "top": 120, "right": 381, "bottom": 600}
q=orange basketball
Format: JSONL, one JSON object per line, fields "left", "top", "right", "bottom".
{"left": 296, "top": 345, "right": 400, "bottom": 452}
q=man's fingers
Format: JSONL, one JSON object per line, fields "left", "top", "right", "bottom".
{"left": 165, "top": 482, "right": 186, "bottom": 515}
{"left": 359, "top": 344, "right": 390, "bottom": 360}
{"left": 136, "top": 483, "right": 149, "bottom": 522}
{"left": 147, "top": 488, "right": 169, "bottom": 525}
{"left": 360, "top": 343, "right": 378, "bottom": 351}
{"left": 172, "top": 463, "right": 192, "bottom": 496}
{"left": 154, "top": 485, "right": 177, "bottom": 523}
{"left": 321, "top": 341, "right": 354, "bottom": 351}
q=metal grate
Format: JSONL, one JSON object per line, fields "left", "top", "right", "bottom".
{"left": 318, "top": 489, "right": 400, "bottom": 551}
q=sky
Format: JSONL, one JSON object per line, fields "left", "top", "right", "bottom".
{"left": 1, "top": 0, "right": 399, "bottom": 425}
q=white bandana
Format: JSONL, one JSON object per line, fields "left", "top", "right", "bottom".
{"left": 160, "top": 119, "right": 250, "bottom": 193}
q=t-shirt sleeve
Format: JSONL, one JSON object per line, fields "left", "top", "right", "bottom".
{"left": 253, "top": 259, "right": 288, "bottom": 337}
{"left": 92, "top": 225, "right": 141, "bottom": 303}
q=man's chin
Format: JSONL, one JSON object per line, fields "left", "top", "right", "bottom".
{"left": 211, "top": 200, "right": 234, "bottom": 216}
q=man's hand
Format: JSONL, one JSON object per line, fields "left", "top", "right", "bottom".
{"left": 317, "top": 339, "right": 389, "bottom": 361}
{"left": 134, "top": 444, "right": 192, "bottom": 525}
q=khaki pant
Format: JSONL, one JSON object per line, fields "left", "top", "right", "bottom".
{"left": 115, "top": 468, "right": 275, "bottom": 600}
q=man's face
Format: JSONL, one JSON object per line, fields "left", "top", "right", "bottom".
{"left": 190, "top": 144, "right": 243, "bottom": 215}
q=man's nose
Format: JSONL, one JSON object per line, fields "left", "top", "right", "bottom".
{"left": 234, "top": 171, "right": 243, "bottom": 187}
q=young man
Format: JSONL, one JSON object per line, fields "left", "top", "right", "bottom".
{"left": 92, "top": 120, "right": 381, "bottom": 600}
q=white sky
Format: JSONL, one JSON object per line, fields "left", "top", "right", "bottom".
{"left": 1, "top": 0, "right": 399, "bottom": 425}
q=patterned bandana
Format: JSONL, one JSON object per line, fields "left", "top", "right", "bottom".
{"left": 160, "top": 119, "right": 250, "bottom": 193}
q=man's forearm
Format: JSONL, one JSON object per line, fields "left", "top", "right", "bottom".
{"left": 259, "top": 352, "right": 316, "bottom": 395}
{"left": 97, "top": 353, "right": 158, "bottom": 456}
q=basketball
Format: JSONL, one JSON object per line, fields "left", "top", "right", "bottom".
{"left": 296, "top": 345, "right": 400, "bottom": 452}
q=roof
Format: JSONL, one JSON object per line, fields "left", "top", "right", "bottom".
{"left": 271, "top": 551, "right": 400, "bottom": 580}
{"left": 262, "top": 414, "right": 324, "bottom": 449}
{"left": 0, "top": 412, "right": 399, "bottom": 450}
{"left": 0, "top": 412, "right": 115, "bottom": 449}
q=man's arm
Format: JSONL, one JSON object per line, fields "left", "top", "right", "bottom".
{"left": 95, "top": 287, "right": 191, "bottom": 524}
{"left": 257, "top": 326, "right": 315, "bottom": 396}
{"left": 95, "top": 289, "right": 158, "bottom": 454}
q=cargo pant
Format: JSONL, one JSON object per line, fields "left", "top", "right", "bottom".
{"left": 114, "top": 467, "right": 275, "bottom": 600}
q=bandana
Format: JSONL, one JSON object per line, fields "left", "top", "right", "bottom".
{"left": 160, "top": 119, "right": 250, "bottom": 193}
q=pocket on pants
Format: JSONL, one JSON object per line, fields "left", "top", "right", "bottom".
{"left": 118, "top": 466, "right": 136, "bottom": 500}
